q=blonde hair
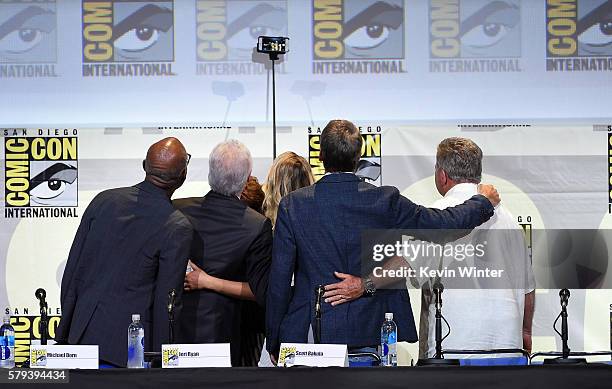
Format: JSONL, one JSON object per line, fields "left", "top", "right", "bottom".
{"left": 263, "top": 152, "right": 314, "bottom": 226}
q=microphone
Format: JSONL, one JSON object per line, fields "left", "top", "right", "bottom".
{"left": 35, "top": 288, "right": 46, "bottom": 302}
{"left": 433, "top": 281, "right": 444, "bottom": 293}
{"left": 168, "top": 289, "right": 177, "bottom": 344}
{"left": 558, "top": 289, "right": 571, "bottom": 359}
{"left": 315, "top": 285, "right": 324, "bottom": 319}
{"left": 167, "top": 289, "right": 176, "bottom": 315}
{"left": 35, "top": 288, "right": 48, "bottom": 312}
{"left": 314, "top": 285, "right": 324, "bottom": 344}
{"left": 433, "top": 281, "right": 444, "bottom": 310}
{"left": 559, "top": 289, "right": 570, "bottom": 307}
{"left": 35, "top": 288, "right": 48, "bottom": 345}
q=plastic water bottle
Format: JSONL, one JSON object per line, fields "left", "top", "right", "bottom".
{"left": 380, "top": 312, "right": 397, "bottom": 367}
{"left": 0, "top": 316, "right": 15, "bottom": 369}
{"left": 127, "top": 314, "right": 145, "bottom": 368}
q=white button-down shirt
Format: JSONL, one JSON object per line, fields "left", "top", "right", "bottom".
{"left": 418, "top": 183, "right": 535, "bottom": 358}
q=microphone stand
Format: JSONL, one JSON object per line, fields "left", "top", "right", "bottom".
{"left": 257, "top": 38, "right": 288, "bottom": 160}
{"left": 314, "top": 285, "right": 324, "bottom": 344}
{"left": 561, "top": 289, "right": 570, "bottom": 359}
{"left": 35, "top": 288, "right": 48, "bottom": 345}
{"left": 544, "top": 289, "right": 586, "bottom": 364}
{"left": 144, "top": 289, "right": 176, "bottom": 368}
{"left": 271, "top": 56, "right": 277, "bottom": 159}
{"left": 417, "top": 282, "right": 459, "bottom": 366}
{"left": 168, "top": 289, "right": 176, "bottom": 344}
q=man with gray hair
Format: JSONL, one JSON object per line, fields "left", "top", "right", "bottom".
{"left": 419, "top": 137, "right": 535, "bottom": 358}
{"left": 173, "top": 140, "right": 272, "bottom": 366}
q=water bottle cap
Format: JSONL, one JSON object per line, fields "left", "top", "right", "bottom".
{"left": 385, "top": 312, "right": 393, "bottom": 320}
{"left": 3, "top": 315, "right": 10, "bottom": 323}
{"left": 132, "top": 314, "right": 140, "bottom": 322}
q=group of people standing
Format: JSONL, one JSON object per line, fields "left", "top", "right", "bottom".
{"left": 56, "top": 119, "right": 532, "bottom": 368}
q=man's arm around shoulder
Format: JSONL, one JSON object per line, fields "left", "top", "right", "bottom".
{"left": 394, "top": 184, "right": 499, "bottom": 230}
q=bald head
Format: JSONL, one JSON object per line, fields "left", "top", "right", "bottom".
{"left": 143, "top": 137, "right": 189, "bottom": 195}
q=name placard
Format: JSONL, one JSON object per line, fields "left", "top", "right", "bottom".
{"left": 278, "top": 343, "right": 348, "bottom": 367}
{"left": 161, "top": 344, "right": 231, "bottom": 368}
{"left": 30, "top": 345, "right": 99, "bottom": 369}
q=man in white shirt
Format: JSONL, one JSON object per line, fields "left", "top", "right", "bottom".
{"left": 417, "top": 137, "right": 535, "bottom": 358}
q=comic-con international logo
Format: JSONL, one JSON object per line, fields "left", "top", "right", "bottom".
{"left": 81, "top": 0, "right": 175, "bottom": 77}
{"left": 278, "top": 346, "right": 296, "bottom": 366}
{"left": 30, "top": 348, "right": 47, "bottom": 367}
{"left": 308, "top": 126, "right": 382, "bottom": 185}
{"left": 196, "top": 0, "right": 288, "bottom": 76}
{"left": 429, "top": 0, "right": 522, "bottom": 73}
{"left": 4, "top": 129, "right": 79, "bottom": 219}
{"left": 546, "top": 0, "right": 612, "bottom": 71}
{"left": 0, "top": 0, "right": 58, "bottom": 78}
{"left": 162, "top": 348, "right": 179, "bottom": 366}
{"left": 311, "top": 0, "right": 406, "bottom": 74}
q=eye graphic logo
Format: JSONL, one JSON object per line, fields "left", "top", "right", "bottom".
{"left": 4, "top": 133, "right": 79, "bottom": 218}
{"left": 311, "top": 0, "right": 405, "bottom": 74}
{"left": 429, "top": 0, "right": 522, "bottom": 72}
{"left": 0, "top": 1, "right": 57, "bottom": 78}
{"left": 81, "top": 1, "right": 175, "bottom": 77}
{"left": 28, "top": 162, "right": 77, "bottom": 207}
{"left": 313, "top": 0, "right": 404, "bottom": 60}
{"left": 546, "top": 0, "right": 612, "bottom": 71}
{"left": 196, "top": 0, "right": 288, "bottom": 75}
{"left": 82, "top": 1, "right": 173, "bottom": 62}
{"left": 0, "top": 1, "right": 57, "bottom": 63}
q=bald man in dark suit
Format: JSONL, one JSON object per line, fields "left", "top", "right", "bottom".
{"left": 57, "top": 138, "right": 193, "bottom": 367}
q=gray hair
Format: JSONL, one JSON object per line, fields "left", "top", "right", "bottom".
{"left": 436, "top": 137, "right": 483, "bottom": 183}
{"left": 208, "top": 140, "right": 253, "bottom": 197}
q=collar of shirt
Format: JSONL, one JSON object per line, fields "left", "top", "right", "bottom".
{"left": 323, "top": 171, "right": 354, "bottom": 176}
{"left": 138, "top": 180, "right": 171, "bottom": 202}
{"left": 209, "top": 190, "right": 244, "bottom": 203}
{"left": 443, "top": 182, "right": 478, "bottom": 202}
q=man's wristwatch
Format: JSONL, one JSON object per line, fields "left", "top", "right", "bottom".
{"left": 362, "top": 277, "right": 376, "bottom": 297}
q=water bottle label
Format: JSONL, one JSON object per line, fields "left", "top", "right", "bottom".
{"left": 388, "top": 332, "right": 397, "bottom": 344}
{"left": 0, "top": 335, "right": 14, "bottom": 347}
{"left": 382, "top": 343, "right": 389, "bottom": 356}
{"left": 0, "top": 345, "right": 12, "bottom": 361}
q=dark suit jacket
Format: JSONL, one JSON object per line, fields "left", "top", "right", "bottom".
{"left": 173, "top": 191, "right": 272, "bottom": 366}
{"left": 56, "top": 181, "right": 193, "bottom": 366}
{"left": 266, "top": 173, "right": 494, "bottom": 353}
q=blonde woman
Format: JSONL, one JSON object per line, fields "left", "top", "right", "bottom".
{"left": 262, "top": 151, "right": 315, "bottom": 227}
{"left": 184, "top": 152, "right": 314, "bottom": 365}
